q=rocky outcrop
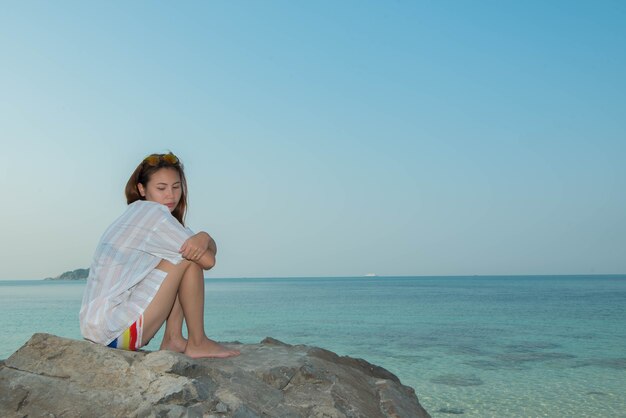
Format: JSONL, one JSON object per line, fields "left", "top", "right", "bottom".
{"left": 44, "top": 268, "right": 89, "bottom": 280}
{"left": 0, "top": 334, "right": 430, "bottom": 418}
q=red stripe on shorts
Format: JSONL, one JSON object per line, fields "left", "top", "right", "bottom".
{"left": 128, "top": 321, "right": 137, "bottom": 350}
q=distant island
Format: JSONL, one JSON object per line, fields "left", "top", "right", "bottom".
{"left": 45, "top": 268, "right": 89, "bottom": 280}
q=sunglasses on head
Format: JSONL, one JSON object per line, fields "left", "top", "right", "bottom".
{"left": 143, "top": 153, "right": 179, "bottom": 166}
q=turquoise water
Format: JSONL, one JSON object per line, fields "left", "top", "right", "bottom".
{"left": 1, "top": 275, "right": 625, "bottom": 417}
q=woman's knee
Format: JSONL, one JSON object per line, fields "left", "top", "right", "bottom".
{"left": 185, "top": 261, "right": 203, "bottom": 278}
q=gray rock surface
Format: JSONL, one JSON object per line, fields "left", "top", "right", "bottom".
{"left": 0, "top": 334, "right": 430, "bottom": 418}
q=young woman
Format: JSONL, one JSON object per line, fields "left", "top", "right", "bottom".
{"left": 79, "top": 152, "right": 239, "bottom": 358}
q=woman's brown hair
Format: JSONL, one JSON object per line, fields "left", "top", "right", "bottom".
{"left": 125, "top": 152, "right": 188, "bottom": 225}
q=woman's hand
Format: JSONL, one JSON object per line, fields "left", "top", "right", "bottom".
{"left": 180, "top": 232, "right": 210, "bottom": 261}
{"left": 180, "top": 232, "right": 217, "bottom": 269}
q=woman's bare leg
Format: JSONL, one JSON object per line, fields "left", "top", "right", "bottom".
{"left": 160, "top": 296, "right": 187, "bottom": 353}
{"left": 176, "top": 261, "right": 240, "bottom": 359}
{"left": 142, "top": 259, "right": 239, "bottom": 358}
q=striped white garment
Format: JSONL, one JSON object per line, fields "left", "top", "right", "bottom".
{"left": 79, "top": 200, "right": 194, "bottom": 346}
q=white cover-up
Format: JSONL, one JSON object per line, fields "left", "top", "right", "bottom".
{"left": 79, "top": 200, "right": 193, "bottom": 345}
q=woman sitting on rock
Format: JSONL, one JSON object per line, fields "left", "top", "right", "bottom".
{"left": 79, "top": 152, "right": 239, "bottom": 359}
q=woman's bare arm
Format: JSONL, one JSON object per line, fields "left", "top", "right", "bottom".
{"left": 180, "top": 232, "right": 217, "bottom": 270}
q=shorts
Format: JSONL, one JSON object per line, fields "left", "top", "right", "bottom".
{"left": 107, "top": 315, "right": 143, "bottom": 351}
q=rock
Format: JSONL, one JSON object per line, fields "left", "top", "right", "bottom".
{"left": 0, "top": 334, "right": 430, "bottom": 418}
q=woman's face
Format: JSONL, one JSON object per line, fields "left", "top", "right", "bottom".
{"left": 138, "top": 168, "right": 182, "bottom": 212}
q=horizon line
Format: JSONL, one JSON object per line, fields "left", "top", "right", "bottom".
{"left": 1, "top": 273, "right": 625, "bottom": 281}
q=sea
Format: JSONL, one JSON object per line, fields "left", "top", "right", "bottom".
{"left": 1, "top": 275, "right": 625, "bottom": 417}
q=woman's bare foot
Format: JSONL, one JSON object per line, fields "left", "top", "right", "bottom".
{"left": 160, "top": 335, "right": 188, "bottom": 353}
{"left": 184, "top": 337, "right": 240, "bottom": 359}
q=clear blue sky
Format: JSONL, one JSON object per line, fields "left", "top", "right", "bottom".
{"left": 1, "top": 1, "right": 624, "bottom": 279}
